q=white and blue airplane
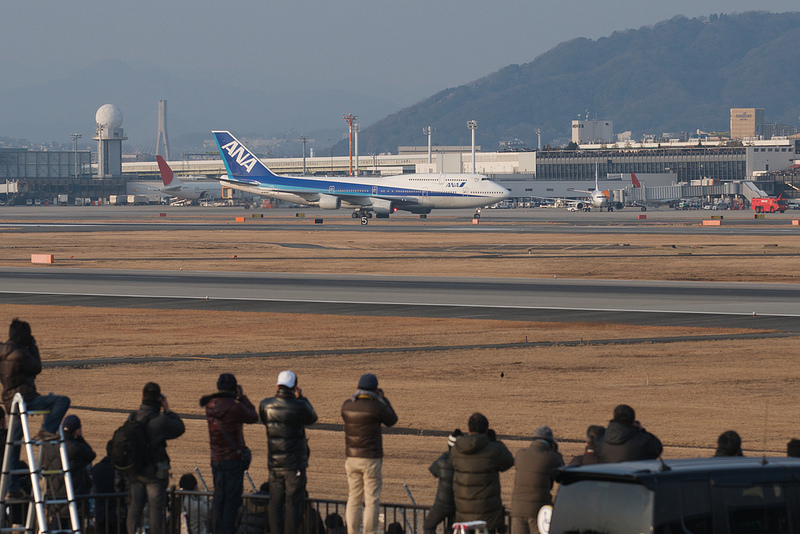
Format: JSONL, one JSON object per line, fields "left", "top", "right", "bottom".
{"left": 212, "top": 130, "right": 510, "bottom": 219}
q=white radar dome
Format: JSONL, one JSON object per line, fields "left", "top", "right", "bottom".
{"left": 95, "top": 104, "right": 123, "bottom": 130}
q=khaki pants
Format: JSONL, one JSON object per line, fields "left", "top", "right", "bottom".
{"left": 345, "top": 457, "right": 383, "bottom": 534}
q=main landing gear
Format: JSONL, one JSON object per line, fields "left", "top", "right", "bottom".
{"left": 351, "top": 209, "right": 373, "bottom": 219}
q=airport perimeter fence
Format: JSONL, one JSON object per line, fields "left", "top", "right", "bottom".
{"left": 8, "top": 489, "right": 495, "bottom": 534}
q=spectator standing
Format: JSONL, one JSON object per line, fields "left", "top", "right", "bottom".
{"left": 259, "top": 370, "right": 318, "bottom": 534}
{"left": 0, "top": 318, "right": 70, "bottom": 495}
{"left": 510, "top": 426, "right": 563, "bottom": 534}
{"left": 126, "top": 382, "right": 185, "bottom": 534}
{"left": 341, "top": 373, "right": 398, "bottom": 534}
{"left": 595, "top": 404, "right": 662, "bottom": 463}
{"left": 450, "top": 413, "right": 514, "bottom": 534}
{"left": 422, "top": 429, "right": 461, "bottom": 534}
{"left": 201, "top": 373, "right": 258, "bottom": 534}
{"left": 567, "top": 425, "right": 605, "bottom": 467}
{"left": 714, "top": 430, "right": 744, "bottom": 457}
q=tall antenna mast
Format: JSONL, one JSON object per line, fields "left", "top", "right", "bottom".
{"left": 156, "top": 100, "right": 170, "bottom": 160}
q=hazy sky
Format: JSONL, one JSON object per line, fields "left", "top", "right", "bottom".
{"left": 3, "top": 1, "right": 798, "bottom": 97}
{"left": 1, "top": 1, "right": 798, "bottom": 147}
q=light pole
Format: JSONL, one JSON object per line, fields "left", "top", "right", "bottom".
{"left": 467, "top": 120, "right": 478, "bottom": 173}
{"left": 299, "top": 136, "right": 307, "bottom": 175}
{"left": 422, "top": 126, "right": 432, "bottom": 164}
{"left": 353, "top": 123, "right": 359, "bottom": 176}
{"left": 70, "top": 133, "right": 82, "bottom": 179}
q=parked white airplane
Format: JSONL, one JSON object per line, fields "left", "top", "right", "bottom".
{"left": 567, "top": 165, "right": 617, "bottom": 211}
{"left": 156, "top": 156, "right": 223, "bottom": 202}
{"left": 212, "top": 130, "right": 510, "bottom": 218}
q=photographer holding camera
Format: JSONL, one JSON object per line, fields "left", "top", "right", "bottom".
{"left": 127, "top": 382, "right": 186, "bottom": 534}
{"left": 201, "top": 373, "right": 259, "bottom": 534}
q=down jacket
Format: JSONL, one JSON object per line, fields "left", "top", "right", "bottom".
{"left": 341, "top": 390, "right": 397, "bottom": 458}
{"left": 0, "top": 340, "right": 42, "bottom": 411}
{"left": 510, "top": 440, "right": 563, "bottom": 518}
{"left": 201, "top": 391, "right": 259, "bottom": 463}
{"left": 595, "top": 420, "right": 663, "bottom": 463}
{"left": 450, "top": 434, "right": 514, "bottom": 531}
{"left": 259, "top": 387, "right": 318, "bottom": 470}
{"left": 429, "top": 450, "right": 456, "bottom": 512}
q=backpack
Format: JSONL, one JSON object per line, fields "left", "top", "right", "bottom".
{"left": 109, "top": 411, "right": 154, "bottom": 474}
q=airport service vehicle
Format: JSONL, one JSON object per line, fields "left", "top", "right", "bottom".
{"left": 751, "top": 197, "right": 788, "bottom": 213}
{"left": 543, "top": 457, "right": 800, "bottom": 534}
{"left": 212, "top": 130, "right": 509, "bottom": 220}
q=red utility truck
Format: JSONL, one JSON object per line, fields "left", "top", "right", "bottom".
{"left": 750, "top": 197, "right": 788, "bottom": 213}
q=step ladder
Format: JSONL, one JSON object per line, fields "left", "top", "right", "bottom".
{"left": 0, "top": 393, "right": 81, "bottom": 534}
{"left": 452, "top": 521, "right": 489, "bottom": 534}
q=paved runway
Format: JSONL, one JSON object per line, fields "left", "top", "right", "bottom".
{"left": 2, "top": 205, "right": 799, "bottom": 331}
{"left": 2, "top": 205, "right": 800, "bottom": 235}
{"left": 1, "top": 268, "right": 798, "bottom": 331}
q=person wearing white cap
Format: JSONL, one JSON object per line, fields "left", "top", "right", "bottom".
{"left": 259, "top": 370, "right": 318, "bottom": 534}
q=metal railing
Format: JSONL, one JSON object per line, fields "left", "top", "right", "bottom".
{"left": 2, "top": 489, "right": 512, "bottom": 534}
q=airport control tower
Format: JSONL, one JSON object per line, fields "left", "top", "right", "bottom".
{"left": 94, "top": 103, "right": 127, "bottom": 179}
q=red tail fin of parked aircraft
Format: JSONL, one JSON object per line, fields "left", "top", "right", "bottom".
{"left": 156, "top": 156, "right": 174, "bottom": 187}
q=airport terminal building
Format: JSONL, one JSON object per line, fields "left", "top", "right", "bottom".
{"left": 2, "top": 101, "right": 799, "bottom": 205}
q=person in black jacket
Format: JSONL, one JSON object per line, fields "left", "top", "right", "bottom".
{"left": 450, "top": 413, "right": 514, "bottom": 534}
{"left": 259, "top": 370, "right": 317, "bottom": 534}
{"left": 341, "top": 373, "right": 397, "bottom": 534}
{"left": 126, "top": 382, "right": 186, "bottom": 534}
{"left": 43, "top": 414, "right": 96, "bottom": 530}
{"left": 422, "top": 429, "right": 461, "bottom": 534}
{"left": 595, "top": 404, "right": 662, "bottom": 463}
{"left": 92, "top": 441, "right": 127, "bottom": 534}
{"left": 714, "top": 430, "right": 744, "bottom": 457}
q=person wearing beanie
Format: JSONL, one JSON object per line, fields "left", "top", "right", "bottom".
{"left": 568, "top": 425, "right": 606, "bottom": 466}
{"left": 341, "top": 373, "right": 398, "bottom": 534}
{"left": 595, "top": 404, "right": 663, "bottom": 463}
{"left": 259, "top": 370, "right": 317, "bottom": 534}
{"left": 200, "top": 373, "right": 258, "bottom": 534}
{"left": 510, "top": 426, "right": 564, "bottom": 534}
{"left": 127, "top": 382, "right": 185, "bottom": 534}
{"left": 450, "top": 413, "right": 514, "bottom": 533}
{"left": 714, "top": 430, "right": 744, "bottom": 457}
{"left": 42, "top": 413, "right": 96, "bottom": 529}
{"left": 422, "top": 429, "right": 462, "bottom": 534}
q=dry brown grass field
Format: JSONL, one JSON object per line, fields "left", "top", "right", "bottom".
{"left": 2, "top": 210, "right": 800, "bottom": 504}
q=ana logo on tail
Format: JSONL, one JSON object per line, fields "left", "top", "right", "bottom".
{"left": 220, "top": 140, "right": 258, "bottom": 174}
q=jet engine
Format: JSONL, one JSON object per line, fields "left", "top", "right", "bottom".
{"left": 318, "top": 194, "right": 341, "bottom": 210}
{"left": 575, "top": 202, "right": 585, "bottom": 211}
{"left": 370, "top": 198, "right": 394, "bottom": 215}
{"left": 612, "top": 201, "right": 624, "bottom": 210}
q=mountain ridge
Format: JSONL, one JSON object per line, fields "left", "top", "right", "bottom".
{"left": 345, "top": 11, "right": 800, "bottom": 155}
